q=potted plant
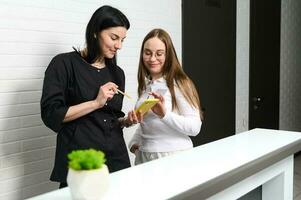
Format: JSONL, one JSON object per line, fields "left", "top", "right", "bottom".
{"left": 67, "top": 149, "right": 109, "bottom": 200}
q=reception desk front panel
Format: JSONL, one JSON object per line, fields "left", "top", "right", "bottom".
{"left": 27, "top": 129, "right": 301, "bottom": 200}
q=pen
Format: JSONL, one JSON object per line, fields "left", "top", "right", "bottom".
{"left": 116, "top": 88, "right": 134, "bottom": 102}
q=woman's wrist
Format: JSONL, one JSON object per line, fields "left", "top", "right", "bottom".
{"left": 130, "top": 144, "right": 139, "bottom": 153}
{"left": 158, "top": 109, "right": 166, "bottom": 118}
{"left": 92, "top": 99, "right": 104, "bottom": 109}
{"left": 119, "top": 117, "right": 132, "bottom": 128}
{"left": 159, "top": 110, "right": 168, "bottom": 119}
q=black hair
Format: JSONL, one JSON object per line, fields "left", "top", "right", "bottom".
{"left": 84, "top": 5, "right": 130, "bottom": 65}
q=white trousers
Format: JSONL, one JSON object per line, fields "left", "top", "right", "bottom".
{"left": 134, "top": 150, "right": 180, "bottom": 165}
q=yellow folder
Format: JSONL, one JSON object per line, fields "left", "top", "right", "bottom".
{"left": 135, "top": 99, "right": 159, "bottom": 115}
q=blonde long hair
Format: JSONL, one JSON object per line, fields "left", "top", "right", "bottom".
{"left": 137, "top": 29, "right": 203, "bottom": 118}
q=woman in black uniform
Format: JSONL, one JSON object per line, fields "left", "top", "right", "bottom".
{"left": 40, "top": 5, "right": 137, "bottom": 188}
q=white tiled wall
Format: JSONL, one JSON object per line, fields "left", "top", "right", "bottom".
{"left": 236, "top": 0, "right": 250, "bottom": 133}
{"left": 0, "top": 0, "right": 182, "bottom": 199}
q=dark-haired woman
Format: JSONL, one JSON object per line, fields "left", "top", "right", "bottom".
{"left": 41, "top": 5, "right": 137, "bottom": 188}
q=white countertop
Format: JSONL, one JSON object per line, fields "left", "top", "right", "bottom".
{"left": 27, "top": 128, "right": 301, "bottom": 200}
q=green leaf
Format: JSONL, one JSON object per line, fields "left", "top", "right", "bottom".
{"left": 67, "top": 149, "right": 106, "bottom": 170}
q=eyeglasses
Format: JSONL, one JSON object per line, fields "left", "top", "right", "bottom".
{"left": 143, "top": 50, "right": 166, "bottom": 60}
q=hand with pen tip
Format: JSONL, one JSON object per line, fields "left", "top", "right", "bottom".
{"left": 94, "top": 82, "right": 142, "bottom": 127}
{"left": 116, "top": 88, "right": 143, "bottom": 126}
{"left": 94, "top": 82, "right": 118, "bottom": 108}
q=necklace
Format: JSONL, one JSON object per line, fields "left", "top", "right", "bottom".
{"left": 91, "top": 61, "right": 105, "bottom": 69}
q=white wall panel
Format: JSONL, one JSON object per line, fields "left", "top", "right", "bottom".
{"left": 0, "top": 142, "right": 22, "bottom": 156}
{"left": 0, "top": 80, "right": 43, "bottom": 92}
{"left": 0, "top": 118, "right": 23, "bottom": 131}
{"left": 0, "top": 19, "right": 84, "bottom": 33}
{"left": 0, "top": 68, "right": 45, "bottom": 80}
{"left": 236, "top": 0, "right": 250, "bottom": 133}
{"left": 0, "top": 170, "right": 51, "bottom": 193}
{"left": 0, "top": 103, "right": 40, "bottom": 118}
{"left": 1, "top": 126, "right": 52, "bottom": 143}
{"left": 0, "top": 55, "right": 53, "bottom": 67}
{"left": 22, "top": 136, "right": 56, "bottom": 151}
{"left": 1, "top": 147, "right": 55, "bottom": 168}
{"left": 0, "top": 43, "right": 76, "bottom": 56}
{"left": 0, "top": 30, "right": 84, "bottom": 46}
{"left": 22, "top": 181, "right": 58, "bottom": 199}
{"left": 0, "top": 115, "right": 43, "bottom": 131}
{"left": 0, "top": 4, "right": 88, "bottom": 23}
{"left": 0, "top": 92, "right": 42, "bottom": 106}
{"left": 0, "top": 190, "right": 19, "bottom": 200}
{"left": 21, "top": 115, "right": 43, "bottom": 128}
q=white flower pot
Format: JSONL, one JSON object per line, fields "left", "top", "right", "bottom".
{"left": 67, "top": 165, "right": 109, "bottom": 200}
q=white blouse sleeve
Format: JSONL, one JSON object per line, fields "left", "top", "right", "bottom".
{"left": 160, "top": 89, "right": 202, "bottom": 136}
{"left": 128, "top": 125, "right": 143, "bottom": 149}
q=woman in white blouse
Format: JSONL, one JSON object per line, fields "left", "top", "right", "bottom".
{"left": 129, "top": 28, "right": 203, "bottom": 164}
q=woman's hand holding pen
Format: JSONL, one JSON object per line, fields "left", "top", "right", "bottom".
{"left": 149, "top": 92, "right": 166, "bottom": 118}
{"left": 94, "top": 82, "right": 118, "bottom": 108}
{"left": 123, "top": 110, "right": 143, "bottom": 127}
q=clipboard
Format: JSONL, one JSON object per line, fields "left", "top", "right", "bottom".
{"left": 135, "top": 99, "right": 159, "bottom": 115}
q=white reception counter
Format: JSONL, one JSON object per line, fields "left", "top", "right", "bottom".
{"left": 27, "top": 128, "right": 301, "bottom": 200}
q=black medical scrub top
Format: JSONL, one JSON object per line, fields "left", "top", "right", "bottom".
{"left": 40, "top": 51, "right": 130, "bottom": 183}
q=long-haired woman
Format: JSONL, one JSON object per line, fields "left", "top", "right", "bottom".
{"left": 129, "top": 28, "right": 203, "bottom": 164}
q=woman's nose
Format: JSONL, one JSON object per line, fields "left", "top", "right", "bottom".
{"left": 115, "top": 40, "right": 122, "bottom": 49}
{"left": 150, "top": 54, "right": 157, "bottom": 61}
